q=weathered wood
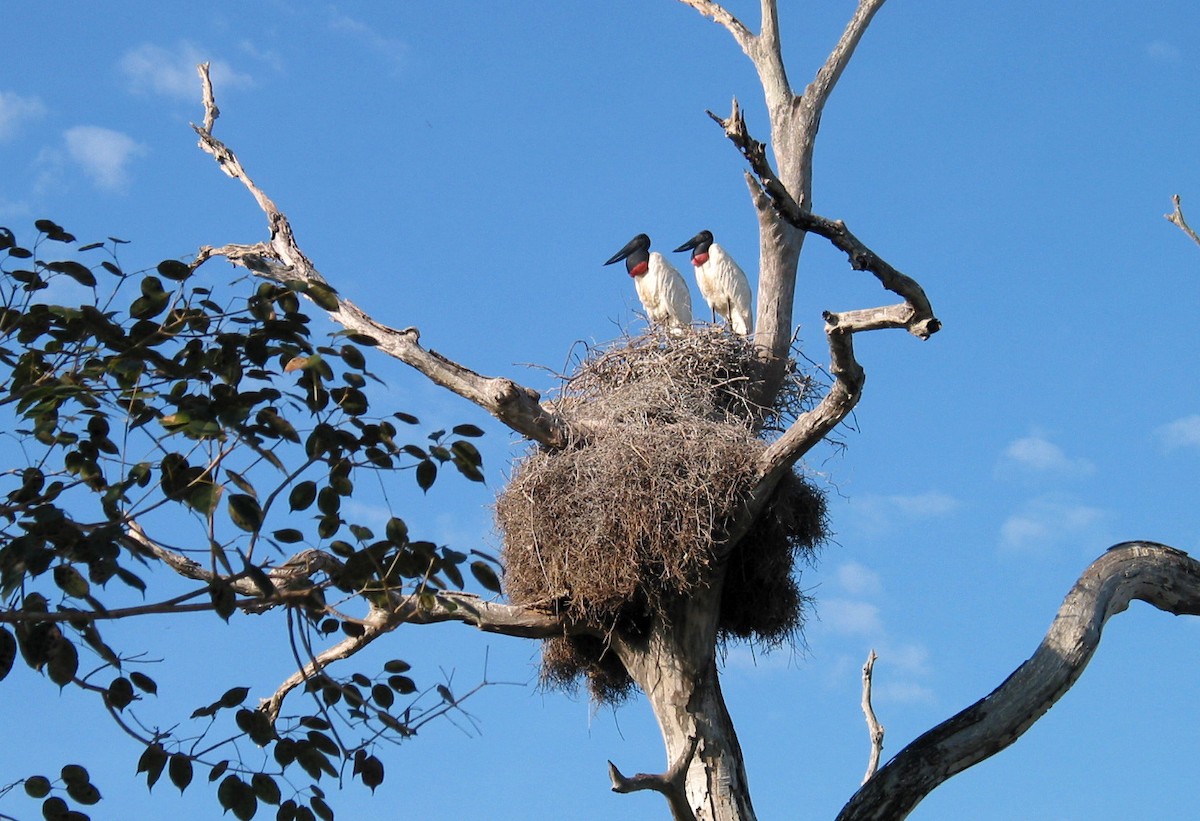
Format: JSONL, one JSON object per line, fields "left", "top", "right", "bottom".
{"left": 837, "top": 542, "right": 1200, "bottom": 820}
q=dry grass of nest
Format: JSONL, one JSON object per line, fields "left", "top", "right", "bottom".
{"left": 496, "top": 327, "right": 828, "bottom": 703}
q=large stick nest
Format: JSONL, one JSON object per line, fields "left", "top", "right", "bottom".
{"left": 495, "top": 328, "right": 828, "bottom": 702}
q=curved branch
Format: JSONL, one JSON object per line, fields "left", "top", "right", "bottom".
{"left": 189, "top": 64, "right": 569, "bottom": 449}
{"left": 860, "top": 649, "right": 885, "bottom": 784}
{"left": 837, "top": 541, "right": 1200, "bottom": 821}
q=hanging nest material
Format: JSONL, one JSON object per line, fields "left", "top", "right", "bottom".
{"left": 495, "top": 327, "right": 829, "bottom": 702}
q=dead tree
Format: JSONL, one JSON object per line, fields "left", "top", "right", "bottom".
{"left": 182, "top": 3, "right": 1200, "bottom": 820}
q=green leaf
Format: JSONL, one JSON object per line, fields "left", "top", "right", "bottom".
{"left": 311, "top": 795, "right": 333, "bottom": 821}
{"left": 156, "top": 259, "right": 192, "bottom": 281}
{"left": 35, "top": 219, "right": 76, "bottom": 242}
{"left": 305, "top": 282, "right": 339, "bottom": 311}
{"left": 168, "top": 754, "right": 193, "bottom": 793}
{"left": 129, "top": 671, "right": 158, "bottom": 694}
{"left": 208, "top": 760, "right": 229, "bottom": 782}
{"left": 470, "top": 560, "right": 503, "bottom": 594}
{"left": 218, "top": 774, "right": 258, "bottom": 821}
{"left": 210, "top": 580, "right": 236, "bottom": 621}
{"left": 235, "top": 707, "right": 277, "bottom": 746}
{"left": 40, "top": 796, "right": 69, "bottom": 821}
{"left": 416, "top": 460, "right": 436, "bottom": 492}
{"left": 53, "top": 565, "right": 90, "bottom": 598}
{"left": 371, "top": 683, "right": 395, "bottom": 709}
{"left": 451, "top": 423, "right": 485, "bottom": 437}
{"left": 288, "top": 480, "right": 317, "bottom": 512}
{"left": 0, "top": 627, "right": 16, "bottom": 682}
{"left": 272, "top": 528, "right": 304, "bottom": 544}
{"left": 46, "top": 633, "right": 79, "bottom": 686}
{"left": 137, "top": 743, "right": 167, "bottom": 790}
{"left": 24, "top": 775, "right": 52, "bottom": 798}
{"left": 45, "top": 260, "right": 96, "bottom": 287}
{"left": 339, "top": 344, "right": 365, "bottom": 370}
{"left": 384, "top": 517, "right": 408, "bottom": 545}
{"left": 60, "top": 765, "right": 89, "bottom": 786}
{"left": 388, "top": 675, "right": 416, "bottom": 694}
{"left": 65, "top": 778, "right": 101, "bottom": 806}
{"left": 251, "top": 772, "right": 281, "bottom": 805}
{"left": 106, "top": 676, "right": 135, "bottom": 710}
{"left": 357, "top": 754, "right": 384, "bottom": 793}
{"left": 219, "top": 686, "right": 252, "bottom": 708}
{"left": 382, "top": 659, "right": 410, "bottom": 674}
{"left": 228, "top": 494, "right": 264, "bottom": 533}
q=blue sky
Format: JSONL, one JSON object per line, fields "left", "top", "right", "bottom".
{"left": 2, "top": 1, "right": 1200, "bottom": 819}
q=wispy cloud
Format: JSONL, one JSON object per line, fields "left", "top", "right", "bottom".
{"left": 1157, "top": 414, "right": 1200, "bottom": 451}
{"left": 835, "top": 561, "right": 883, "bottom": 598}
{"left": 999, "top": 497, "right": 1108, "bottom": 556}
{"left": 999, "top": 433, "right": 1094, "bottom": 478}
{"left": 120, "top": 43, "right": 253, "bottom": 99}
{"left": 819, "top": 598, "right": 883, "bottom": 636}
{"left": 1147, "top": 40, "right": 1183, "bottom": 66}
{"left": 0, "top": 91, "right": 46, "bottom": 141}
{"left": 808, "top": 562, "right": 935, "bottom": 704}
{"left": 326, "top": 8, "right": 406, "bottom": 74}
{"left": 846, "top": 490, "right": 960, "bottom": 535}
{"left": 63, "top": 126, "right": 146, "bottom": 192}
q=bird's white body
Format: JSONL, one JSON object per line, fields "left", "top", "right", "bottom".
{"left": 635, "top": 252, "right": 692, "bottom": 328}
{"left": 693, "top": 242, "right": 752, "bottom": 335}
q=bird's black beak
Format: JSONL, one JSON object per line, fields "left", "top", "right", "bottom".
{"left": 673, "top": 232, "right": 705, "bottom": 254}
{"left": 604, "top": 235, "right": 643, "bottom": 266}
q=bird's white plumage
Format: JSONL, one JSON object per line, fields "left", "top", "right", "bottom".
{"left": 693, "top": 242, "right": 752, "bottom": 334}
{"left": 635, "top": 252, "right": 692, "bottom": 328}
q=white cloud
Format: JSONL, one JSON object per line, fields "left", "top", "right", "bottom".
{"left": 999, "top": 434, "right": 1094, "bottom": 478}
{"left": 1147, "top": 40, "right": 1183, "bottom": 66}
{"left": 63, "top": 126, "right": 146, "bottom": 192}
{"left": 835, "top": 562, "right": 883, "bottom": 597}
{"left": 327, "top": 9, "right": 407, "bottom": 73}
{"left": 880, "top": 641, "right": 931, "bottom": 678}
{"left": 120, "top": 43, "right": 252, "bottom": 99}
{"left": 1157, "top": 415, "right": 1200, "bottom": 451}
{"left": 999, "top": 497, "right": 1107, "bottom": 555}
{"left": 818, "top": 598, "right": 883, "bottom": 636}
{"left": 875, "top": 679, "right": 936, "bottom": 705}
{"left": 848, "top": 491, "right": 960, "bottom": 535}
{"left": 0, "top": 91, "right": 45, "bottom": 141}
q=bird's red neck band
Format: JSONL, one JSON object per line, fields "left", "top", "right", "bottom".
{"left": 690, "top": 253, "right": 710, "bottom": 266}
{"left": 628, "top": 260, "right": 649, "bottom": 278}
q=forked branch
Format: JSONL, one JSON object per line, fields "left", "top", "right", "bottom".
{"left": 1165, "top": 194, "right": 1200, "bottom": 247}
{"left": 189, "top": 64, "right": 570, "bottom": 449}
{"left": 837, "top": 541, "right": 1200, "bottom": 821}
{"left": 609, "top": 736, "right": 701, "bottom": 821}
{"left": 262, "top": 590, "right": 583, "bottom": 720}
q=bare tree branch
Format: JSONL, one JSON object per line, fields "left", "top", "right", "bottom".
{"left": 609, "top": 735, "right": 701, "bottom": 821}
{"left": 189, "top": 64, "right": 570, "bottom": 449}
{"left": 678, "top": 0, "right": 755, "bottom": 54}
{"left": 837, "top": 541, "right": 1200, "bottom": 821}
{"left": 261, "top": 589, "right": 584, "bottom": 721}
{"left": 860, "top": 649, "right": 884, "bottom": 785}
{"left": 804, "top": 0, "right": 888, "bottom": 107}
{"left": 1165, "top": 194, "right": 1200, "bottom": 247}
{"left": 683, "top": 1, "right": 889, "bottom": 408}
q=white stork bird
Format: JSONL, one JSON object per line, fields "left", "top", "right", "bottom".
{"left": 674, "top": 230, "right": 753, "bottom": 335}
{"left": 604, "top": 233, "right": 692, "bottom": 329}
